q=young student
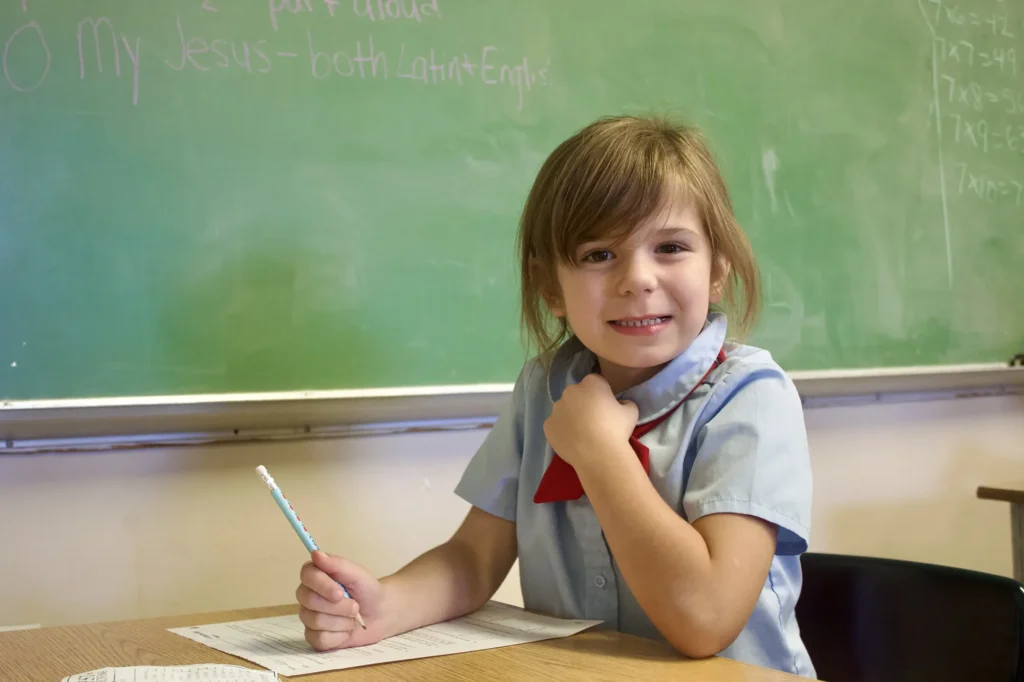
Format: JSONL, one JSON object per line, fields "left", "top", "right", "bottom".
{"left": 295, "top": 115, "right": 815, "bottom": 678}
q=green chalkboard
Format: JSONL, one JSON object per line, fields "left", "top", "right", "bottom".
{"left": 2, "top": 0, "right": 1022, "bottom": 400}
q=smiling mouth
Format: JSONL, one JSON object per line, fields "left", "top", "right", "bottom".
{"left": 609, "top": 316, "right": 673, "bottom": 328}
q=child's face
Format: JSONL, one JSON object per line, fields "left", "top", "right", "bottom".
{"left": 549, "top": 195, "right": 721, "bottom": 394}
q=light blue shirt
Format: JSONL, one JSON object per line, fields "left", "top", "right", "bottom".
{"left": 454, "top": 313, "right": 816, "bottom": 678}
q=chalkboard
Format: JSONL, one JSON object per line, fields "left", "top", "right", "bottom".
{"left": 2, "top": 0, "right": 1022, "bottom": 400}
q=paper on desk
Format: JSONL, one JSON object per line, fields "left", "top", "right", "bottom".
{"left": 168, "top": 601, "right": 600, "bottom": 677}
{"left": 61, "top": 663, "right": 278, "bottom": 681}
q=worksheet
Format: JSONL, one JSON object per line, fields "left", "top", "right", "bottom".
{"left": 169, "top": 601, "right": 600, "bottom": 676}
{"left": 61, "top": 664, "right": 278, "bottom": 681}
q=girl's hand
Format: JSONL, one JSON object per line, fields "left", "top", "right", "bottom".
{"left": 543, "top": 373, "right": 639, "bottom": 472}
{"left": 296, "top": 550, "right": 386, "bottom": 651}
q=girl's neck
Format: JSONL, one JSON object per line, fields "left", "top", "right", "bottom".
{"left": 596, "top": 359, "right": 667, "bottom": 395}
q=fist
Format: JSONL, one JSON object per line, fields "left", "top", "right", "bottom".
{"left": 296, "top": 551, "right": 384, "bottom": 651}
{"left": 543, "top": 374, "right": 639, "bottom": 470}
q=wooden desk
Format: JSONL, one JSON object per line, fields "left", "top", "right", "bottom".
{"left": 978, "top": 483, "right": 1024, "bottom": 582}
{"left": 1, "top": 605, "right": 801, "bottom": 681}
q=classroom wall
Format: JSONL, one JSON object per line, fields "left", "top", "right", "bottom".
{"left": 1, "top": 392, "right": 1022, "bottom": 628}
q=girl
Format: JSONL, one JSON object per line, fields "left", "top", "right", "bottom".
{"left": 295, "top": 115, "right": 815, "bottom": 678}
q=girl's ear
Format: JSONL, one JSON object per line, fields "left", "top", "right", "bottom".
{"left": 710, "top": 256, "right": 730, "bottom": 305}
{"left": 543, "top": 285, "right": 565, "bottom": 318}
{"left": 547, "top": 297, "right": 565, "bottom": 319}
{"left": 531, "top": 257, "right": 565, "bottom": 318}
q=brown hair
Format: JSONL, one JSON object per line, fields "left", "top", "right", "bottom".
{"left": 517, "top": 114, "right": 762, "bottom": 360}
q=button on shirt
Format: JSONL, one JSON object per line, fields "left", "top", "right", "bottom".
{"left": 454, "top": 313, "right": 816, "bottom": 678}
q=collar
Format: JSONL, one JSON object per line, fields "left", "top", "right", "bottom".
{"left": 546, "top": 312, "right": 729, "bottom": 423}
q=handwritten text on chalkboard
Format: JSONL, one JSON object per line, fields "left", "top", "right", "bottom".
{"left": 3, "top": 0, "right": 550, "bottom": 111}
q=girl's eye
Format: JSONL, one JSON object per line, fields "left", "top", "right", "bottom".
{"left": 657, "top": 243, "right": 688, "bottom": 254}
{"left": 582, "top": 249, "right": 613, "bottom": 263}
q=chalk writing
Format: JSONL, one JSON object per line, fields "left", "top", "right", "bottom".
{"left": 76, "top": 17, "right": 141, "bottom": 105}
{"left": 945, "top": 113, "right": 1024, "bottom": 155}
{"left": 269, "top": 0, "right": 313, "bottom": 32}
{"left": 271, "top": 0, "right": 440, "bottom": 31}
{"left": 927, "top": 1, "right": 1017, "bottom": 38}
{"left": 353, "top": 0, "right": 440, "bottom": 23}
{"left": 941, "top": 74, "right": 1024, "bottom": 115}
{"left": 308, "top": 31, "right": 386, "bottom": 78}
{"left": 946, "top": 113, "right": 992, "bottom": 150}
{"left": 954, "top": 162, "right": 1024, "bottom": 204}
{"left": 167, "top": 17, "right": 272, "bottom": 73}
{"left": 922, "top": 0, "right": 1024, "bottom": 220}
{"left": 3, "top": 20, "right": 49, "bottom": 92}
{"left": 934, "top": 36, "right": 1017, "bottom": 73}
{"left": 918, "top": 0, "right": 954, "bottom": 282}
{"left": 122, "top": 35, "right": 140, "bottom": 105}
{"left": 1, "top": 1, "right": 548, "bottom": 112}
{"left": 78, "top": 18, "right": 120, "bottom": 77}
{"left": 306, "top": 31, "right": 547, "bottom": 110}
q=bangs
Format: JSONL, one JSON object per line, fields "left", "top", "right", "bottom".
{"left": 543, "top": 127, "right": 703, "bottom": 265}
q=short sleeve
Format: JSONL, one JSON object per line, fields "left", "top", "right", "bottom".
{"left": 453, "top": 363, "right": 532, "bottom": 522}
{"left": 682, "top": 366, "right": 812, "bottom": 555}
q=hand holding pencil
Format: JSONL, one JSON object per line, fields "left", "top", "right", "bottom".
{"left": 256, "top": 465, "right": 384, "bottom": 650}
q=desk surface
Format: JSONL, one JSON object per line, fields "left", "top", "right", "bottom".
{"left": 978, "top": 483, "right": 1024, "bottom": 505}
{"left": 2, "top": 605, "right": 802, "bottom": 681}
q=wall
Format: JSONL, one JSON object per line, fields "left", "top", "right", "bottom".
{"left": 0, "top": 392, "right": 1022, "bottom": 628}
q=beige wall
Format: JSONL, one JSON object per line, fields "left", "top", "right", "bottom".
{"left": 1, "top": 393, "right": 1022, "bottom": 628}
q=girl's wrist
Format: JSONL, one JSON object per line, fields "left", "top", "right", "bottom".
{"left": 373, "top": 577, "right": 403, "bottom": 640}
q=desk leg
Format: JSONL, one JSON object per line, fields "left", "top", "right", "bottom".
{"left": 1012, "top": 503, "right": 1024, "bottom": 584}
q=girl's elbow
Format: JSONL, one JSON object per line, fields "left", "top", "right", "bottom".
{"left": 660, "top": 609, "right": 741, "bottom": 659}
{"left": 665, "top": 629, "right": 732, "bottom": 659}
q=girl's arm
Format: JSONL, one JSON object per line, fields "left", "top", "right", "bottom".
{"left": 376, "top": 506, "right": 518, "bottom": 638}
{"left": 578, "top": 453, "right": 776, "bottom": 659}
{"left": 543, "top": 370, "right": 809, "bottom": 660}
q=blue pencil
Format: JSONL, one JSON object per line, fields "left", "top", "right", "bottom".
{"left": 255, "top": 465, "right": 366, "bottom": 629}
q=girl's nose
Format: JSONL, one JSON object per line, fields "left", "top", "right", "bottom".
{"left": 615, "top": 253, "right": 656, "bottom": 297}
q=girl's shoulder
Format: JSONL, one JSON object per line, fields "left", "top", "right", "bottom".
{"left": 706, "top": 342, "right": 803, "bottom": 415}
{"left": 718, "top": 341, "right": 795, "bottom": 383}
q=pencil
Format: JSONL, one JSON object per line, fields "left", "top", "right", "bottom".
{"left": 255, "top": 465, "right": 367, "bottom": 630}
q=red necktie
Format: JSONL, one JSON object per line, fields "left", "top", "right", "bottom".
{"left": 533, "top": 348, "right": 726, "bottom": 504}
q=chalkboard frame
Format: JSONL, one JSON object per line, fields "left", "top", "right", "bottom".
{"left": 2, "top": 363, "right": 1022, "bottom": 453}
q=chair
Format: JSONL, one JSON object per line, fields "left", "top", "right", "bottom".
{"left": 795, "top": 552, "right": 1024, "bottom": 682}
